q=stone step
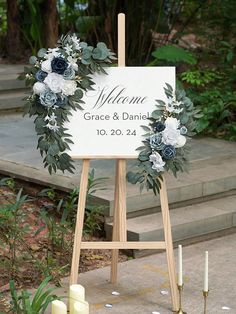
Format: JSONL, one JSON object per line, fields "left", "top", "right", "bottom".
{"left": 102, "top": 155, "right": 236, "bottom": 219}
{"left": 0, "top": 119, "right": 235, "bottom": 219}
{"left": 0, "top": 90, "right": 27, "bottom": 111}
{"left": 0, "top": 77, "right": 26, "bottom": 91}
{"left": 105, "top": 194, "right": 236, "bottom": 256}
{"left": 0, "top": 64, "right": 26, "bottom": 91}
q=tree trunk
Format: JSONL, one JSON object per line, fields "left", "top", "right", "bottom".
{"left": 41, "top": 0, "right": 59, "bottom": 48}
{"left": 6, "top": 0, "right": 21, "bottom": 59}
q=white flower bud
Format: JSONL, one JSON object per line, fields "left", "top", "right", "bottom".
{"left": 41, "top": 59, "right": 52, "bottom": 73}
{"left": 175, "top": 135, "right": 187, "bottom": 148}
{"left": 33, "top": 82, "right": 47, "bottom": 95}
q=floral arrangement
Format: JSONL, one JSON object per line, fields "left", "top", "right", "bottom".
{"left": 20, "top": 34, "right": 116, "bottom": 174}
{"left": 127, "top": 84, "right": 201, "bottom": 194}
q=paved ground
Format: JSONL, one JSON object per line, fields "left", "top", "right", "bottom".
{"left": 43, "top": 233, "right": 236, "bottom": 314}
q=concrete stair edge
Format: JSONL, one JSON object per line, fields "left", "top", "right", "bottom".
{"left": 0, "top": 90, "right": 28, "bottom": 110}
{"left": 105, "top": 195, "right": 236, "bottom": 256}
{"left": 0, "top": 79, "right": 26, "bottom": 91}
{"left": 0, "top": 157, "right": 236, "bottom": 218}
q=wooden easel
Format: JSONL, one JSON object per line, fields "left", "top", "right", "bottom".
{"left": 70, "top": 14, "right": 179, "bottom": 312}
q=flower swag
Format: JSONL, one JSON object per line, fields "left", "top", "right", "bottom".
{"left": 20, "top": 34, "right": 116, "bottom": 174}
{"left": 126, "top": 83, "right": 201, "bottom": 195}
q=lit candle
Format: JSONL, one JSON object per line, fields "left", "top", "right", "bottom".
{"left": 51, "top": 300, "right": 67, "bottom": 314}
{"left": 204, "top": 251, "right": 208, "bottom": 292}
{"left": 178, "top": 245, "right": 183, "bottom": 286}
{"left": 69, "top": 284, "right": 85, "bottom": 314}
{"left": 74, "top": 300, "right": 89, "bottom": 314}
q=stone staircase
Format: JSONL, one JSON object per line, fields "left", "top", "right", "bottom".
{"left": 104, "top": 144, "right": 236, "bottom": 256}
{"left": 0, "top": 64, "right": 28, "bottom": 111}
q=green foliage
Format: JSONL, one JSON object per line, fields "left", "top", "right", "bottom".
{"left": 151, "top": 45, "right": 197, "bottom": 65}
{"left": 180, "top": 39, "right": 236, "bottom": 141}
{"left": 9, "top": 277, "right": 59, "bottom": 314}
{"left": 83, "top": 169, "right": 107, "bottom": 235}
{"left": 0, "top": 172, "right": 107, "bottom": 288}
{"left": 0, "top": 188, "right": 29, "bottom": 277}
{"left": 0, "top": 177, "right": 15, "bottom": 190}
{"left": 38, "top": 188, "right": 56, "bottom": 200}
{"left": 18, "top": 0, "right": 43, "bottom": 54}
{"left": 181, "top": 69, "right": 221, "bottom": 87}
{"left": 75, "top": 16, "right": 103, "bottom": 39}
{"left": 38, "top": 169, "right": 107, "bottom": 238}
{"left": 32, "top": 170, "right": 107, "bottom": 279}
{"left": 188, "top": 88, "right": 236, "bottom": 140}
{"left": 83, "top": 0, "right": 172, "bottom": 65}
{"left": 0, "top": 2, "right": 7, "bottom": 35}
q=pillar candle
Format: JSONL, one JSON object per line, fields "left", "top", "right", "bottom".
{"left": 178, "top": 245, "right": 183, "bottom": 286}
{"left": 69, "top": 284, "right": 85, "bottom": 314}
{"left": 74, "top": 300, "right": 89, "bottom": 314}
{"left": 51, "top": 300, "right": 67, "bottom": 314}
{"left": 204, "top": 251, "right": 208, "bottom": 292}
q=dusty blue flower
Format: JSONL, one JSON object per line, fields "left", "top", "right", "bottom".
{"left": 36, "top": 70, "right": 48, "bottom": 82}
{"left": 63, "top": 66, "right": 75, "bottom": 80}
{"left": 154, "top": 121, "right": 165, "bottom": 132}
{"left": 51, "top": 57, "right": 68, "bottom": 74}
{"left": 162, "top": 145, "right": 176, "bottom": 159}
{"left": 149, "top": 134, "right": 165, "bottom": 150}
{"left": 56, "top": 95, "right": 68, "bottom": 107}
{"left": 180, "top": 126, "right": 188, "bottom": 135}
{"left": 40, "top": 90, "right": 57, "bottom": 107}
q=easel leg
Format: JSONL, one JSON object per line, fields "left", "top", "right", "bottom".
{"left": 70, "top": 159, "right": 90, "bottom": 285}
{"left": 110, "top": 159, "right": 127, "bottom": 283}
{"left": 110, "top": 162, "right": 119, "bottom": 283}
{"left": 160, "top": 177, "right": 179, "bottom": 312}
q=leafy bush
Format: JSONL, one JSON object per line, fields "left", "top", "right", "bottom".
{"left": 9, "top": 277, "right": 59, "bottom": 314}
{"left": 151, "top": 45, "right": 197, "bottom": 65}
{"left": 181, "top": 69, "right": 221, "bottom": 87}
{"left": 0, "top": 188, "right": 29, "bottom": 277}
{"left": 188, "top": 87, "right": 236, "bottom": 140}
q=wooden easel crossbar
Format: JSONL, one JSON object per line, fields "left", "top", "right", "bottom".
{"left": 69, "top": 14, "right": 179, "bottom": 312}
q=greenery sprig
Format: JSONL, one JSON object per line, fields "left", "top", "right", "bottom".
{"left": 20, "top": 34, "right": 116, "bottom": 174}
{"left": 127, "top": 84, "right": 201, "bottom": 195}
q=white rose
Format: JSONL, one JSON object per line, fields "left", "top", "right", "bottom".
{"left": 61, "top": 80, "right": 77, "bottom": 96}
{"left": 165, "top": 117, "right": 180, "bottom": 130}
{"left": 162, "top": 127, "right": 180, "bottom": 146}
{"left": 175, "top": 135, "right": 187, "bottom": 148}
{"left": 41, "top": 59, "right": 52, "bottom": 73}
{"left": 33, "top": 82, "right": 47, "bottom": 95}
{"left": 44, "top": 72, "right": 65, "bottom": 93}
{"left": 149, "top": 152, "right": 165, "bottom": 172}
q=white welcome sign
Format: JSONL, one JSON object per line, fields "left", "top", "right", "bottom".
{"left": 66, "top": 67, "right": 175, "bottom": 158}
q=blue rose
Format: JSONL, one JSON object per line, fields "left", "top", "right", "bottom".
{"left": 162, "top": 145, "right": 176, "bottom": 159}
{"left": 180, "top": 126, "right": 188, "bottom": 135}
{"left": 149, "top": 134, "right": 165, "bottom": 150}
{"left": 51, "top": 57, "right": 68, "bottom": 74}
{"left": 35, "top": 70, "right": 48, "bottom": 82}
{"left": 154, "top": 121, "right": 165, "bottom": 132}
{"left": 39, "top": 90, "right": 57, "bottom": 107}
{"left": 63, "top": 66, "right": 75, "bottom": 80}
{"left": 56, "top": 95, "right": 68, "bottom": 107}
